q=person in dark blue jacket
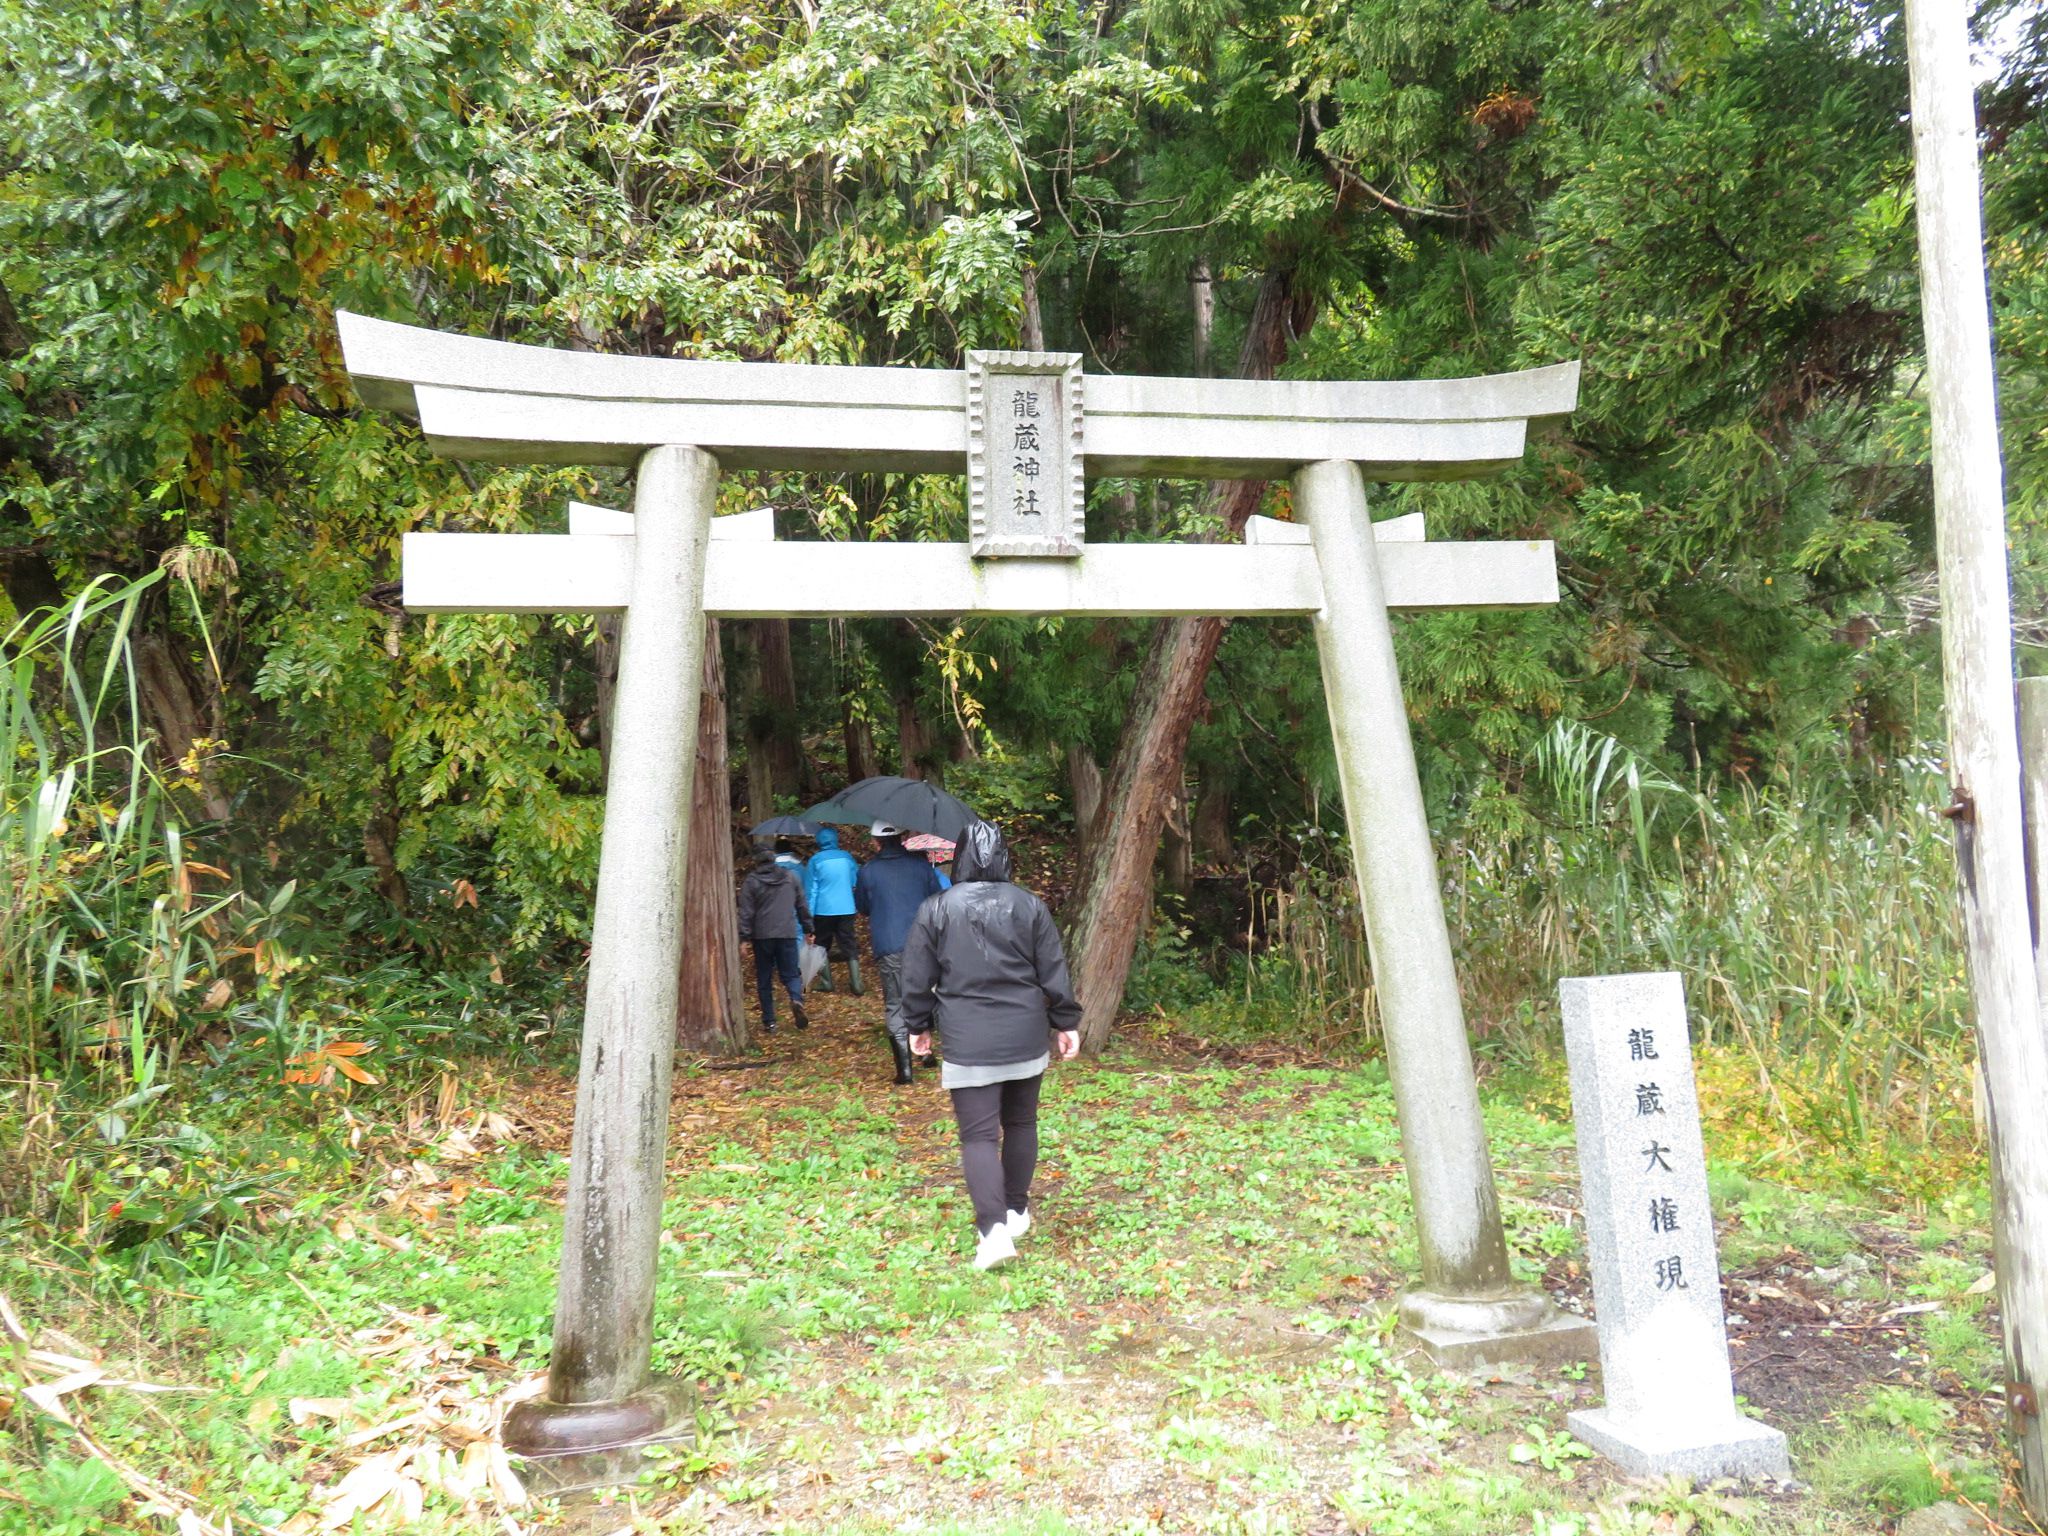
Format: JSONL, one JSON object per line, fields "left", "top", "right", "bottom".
{"left": 803, "top": 828, "right": 863, "bottom": 995}
{"left": 853, "top": 821, "right": 943, "bottom": 1084}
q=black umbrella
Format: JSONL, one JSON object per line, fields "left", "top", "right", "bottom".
{"left": 748, "top": 815, "right": 823, "bottom": 839}
{"left": 802, "top": 776, "right": 982, "bottom": 841}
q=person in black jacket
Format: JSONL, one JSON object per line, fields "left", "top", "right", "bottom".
{"left": 736, "top": 846, "right": 813, "bottom": 1034}
{"left": 901, "top": 820, "right": 1080, "bottom": 1270}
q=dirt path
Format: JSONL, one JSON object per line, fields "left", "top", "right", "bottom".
{"left": 474, "top": 991, "right": 2005, "bottom": 1533}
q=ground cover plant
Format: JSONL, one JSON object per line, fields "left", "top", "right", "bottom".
{"left": 0, "top": 998, "right": 2016, "bottom": 1535}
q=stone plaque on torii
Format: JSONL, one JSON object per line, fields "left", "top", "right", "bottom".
{"left": 337, "top": 311, "right": 1596, "bottom": 1471}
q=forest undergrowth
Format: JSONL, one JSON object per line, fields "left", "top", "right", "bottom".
{"left": 0, "top": 1013, "right": 2015, "bottom": 1535}
{"left": 0, "top": 591, "right": 2015, "bottom": 1532}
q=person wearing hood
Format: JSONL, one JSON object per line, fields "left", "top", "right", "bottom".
{"left": 854, "top": 821, "right": 945, "bottom": 1084}
{"left": 901, "top": 820, "right": 1081, "bottom": 1271}
{"left": 737, "top": 845, "right": 813, "bottom": 1034}
{"left": 803, "top": 828, "right": 863, "bottom": 995}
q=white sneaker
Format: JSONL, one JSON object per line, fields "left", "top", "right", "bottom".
{"left": 1004, "top": 1208, "right": 1031, "bottom": 1240}
{"left": 973, "top": 1228, "right": 1017, "bottom": 1271}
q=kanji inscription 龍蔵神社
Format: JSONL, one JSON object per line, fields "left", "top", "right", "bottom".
{"left": 966, "top": 350, "right": 1084, "bottom": 558}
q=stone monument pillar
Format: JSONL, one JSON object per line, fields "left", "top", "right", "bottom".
{"left": 1561, "top": 972, "right": 1790, "bottom": 1479}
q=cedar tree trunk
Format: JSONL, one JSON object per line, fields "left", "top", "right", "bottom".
{"left": 1062, "top": 269, "right": 1307, "bottom": 1053}
{"left": 677, "top": 618, "right": 746, "bottom": 1052}
{"left": 1066, "top": 742, "right": 1104, "bottom": 859}
{"left": 135, "top": 628, "right": 232, "bottom": 823}
{"left": 753, "top": 619, "right": 803, "bottom": 798}
{"left": 896, "top": 689, "right": 942, "bottom": 785}
{"left": 844, "top": 701, "right": 881, "bottom": 784}
{"left": 1194, "top": 765, "right": 1234, "bottom": 867}
{"left": 736, "top": 619, "right": 802, "bottom": 818}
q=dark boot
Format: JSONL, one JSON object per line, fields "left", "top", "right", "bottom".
{"left": 847, "top": 955, "right": 865, "bottom": 997}
{"left": 890, "top": 1036, "right": 914, "bottom": 1085}
{"left": 793, "top": 1000, "right": 811, "bottom": 1031}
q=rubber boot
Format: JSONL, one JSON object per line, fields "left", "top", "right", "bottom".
{"left": 848, "top": 954, "right": 865, "bottom": 998}
{"left": 890, "top": 1036, "right": 914, "bottom": 1086}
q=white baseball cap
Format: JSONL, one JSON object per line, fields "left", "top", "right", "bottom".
{"left": 869, "top": 820, "right": 901, "bottom": 837}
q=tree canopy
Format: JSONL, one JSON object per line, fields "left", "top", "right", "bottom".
{"left": 3, "top": 0, "right": 2043, "bottom": 965}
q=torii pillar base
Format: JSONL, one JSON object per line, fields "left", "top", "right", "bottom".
{"left": 504, "top": 1379, "right": 700, "bottom": 1495}
{"left": 1396, "top": 1290, "right": 1596, "bottom": 1372}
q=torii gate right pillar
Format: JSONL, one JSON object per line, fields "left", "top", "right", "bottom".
{"left": 1298, "top": 460, "right": 1596, "bottom": 1366}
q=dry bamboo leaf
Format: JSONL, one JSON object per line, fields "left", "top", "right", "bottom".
{"left": 318, "top": 1452, "right": 406, "bottom": 1530}
{"left": 342, "top": 1411, "right": 428, "bottom": 1448}
{"left": 485, "top": 1443, "right": 526, "bottom": 1508}
{"left": 392, "top": 1475, "right": 425, "bottom": 1524}
{"left": 24, "top": 1365, "right": 105, "bottom": 1421}
{"left": 27, "top": 1350, "right": 197, "bottom": 1399}
{"left": 288, "top": 1397, "right": 354, "bottom": 1426}
{"left": 332, "top": 1055, "right": 378, "bottom": 1086}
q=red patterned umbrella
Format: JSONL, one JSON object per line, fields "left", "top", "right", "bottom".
{"left": 902, "top": 833, "right": 955, "bottom": 854}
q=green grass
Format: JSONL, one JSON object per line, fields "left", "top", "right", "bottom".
{"left": 0, "top": 1038, "right": 2013, "bottom": 1535}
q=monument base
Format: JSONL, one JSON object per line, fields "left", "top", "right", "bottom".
{"left": 504, "top": 1378, "right": 699, "bottom": 1496}
{"left": 1395, "top": 1288, "right": 1598, "bottom": 1372}
{"left": 1567, "top": 1406, "right": 1790, "bottom": 1482}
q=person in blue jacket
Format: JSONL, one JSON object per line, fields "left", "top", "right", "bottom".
{"left": 854, "top": 821, "right": 944, "bottom": 1085}
{"left": 804, "top": 828, "right": 863, "bottom": 996}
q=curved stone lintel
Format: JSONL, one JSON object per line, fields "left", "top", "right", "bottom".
{"left": 337, "top": 311, "right": 1579, "bottom": 480}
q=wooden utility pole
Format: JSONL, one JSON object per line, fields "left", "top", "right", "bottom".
{"left": 1904, "top": 0, "right": 2048, "bottom": 1512}
{"left": 2021, "top": 679, "right": 2048, "bottom": 1002}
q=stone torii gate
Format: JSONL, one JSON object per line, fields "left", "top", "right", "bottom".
{"left": 337, "top": 312, "right": 1597, "bottom": 1468}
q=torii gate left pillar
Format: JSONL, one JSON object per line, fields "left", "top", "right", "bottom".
{"left": 337, "top": 313, "right": 1596, "bottom": 1475}
{"left": 506, "top": 447, "right": 717, "bottom": 1460}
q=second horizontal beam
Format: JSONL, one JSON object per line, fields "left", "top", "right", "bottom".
{"left": 400, "top": 534, "right": 1559, "bottom": 618}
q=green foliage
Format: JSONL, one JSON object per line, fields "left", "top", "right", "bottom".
{"left": 1124, "top": 898, "right": 1217, "bottom": 1016}
{"left": 3, "top": 0, "right": 2038, "bottom": 1031}
{"left": 1807, "top": 1413, "right": 2002, "bottom": 1517}
{"left": 0, "top": 1457, "right": 128, "bottom": 1536}
{"left": 0, "top": 577, "right": 307, "bottom": 1088}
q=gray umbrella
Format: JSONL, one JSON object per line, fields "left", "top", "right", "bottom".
{"left": 748, "top": 815, "right": 822, "bottom": 838}
{"left": 802, "top": 776, "right": 982, "bottom": 841}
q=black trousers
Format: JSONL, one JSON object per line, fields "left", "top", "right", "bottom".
{"left": 812, "top": 913, "right": 856, "bottom": 956}
{"left": 948, "top": 1073, "right": 1043, "bottom": 1237}
{"left": 751, "top": 938, "right": 802, "bottom": 1023}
